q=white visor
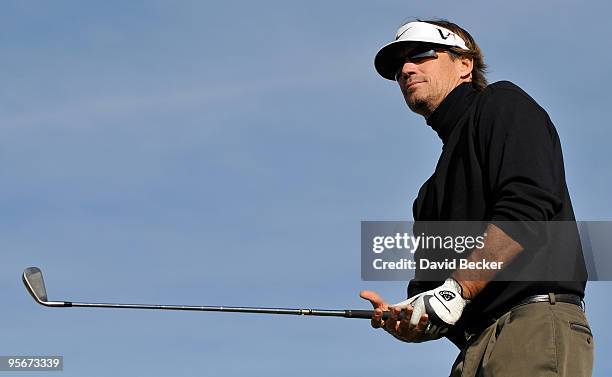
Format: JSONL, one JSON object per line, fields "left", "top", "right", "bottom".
{"left": 374, "top": 21, "right": 469, "bottom": 81}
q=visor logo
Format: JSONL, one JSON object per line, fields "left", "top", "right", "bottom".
{"left": 437, "top": 29, "right": 451, "bottom": 40}
{"left": 396, "top": 26, "right": 413, "bottom": 40}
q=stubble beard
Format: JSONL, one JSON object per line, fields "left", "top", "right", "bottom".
{"left": 406, "top": 92, "right": 436, "bottom": 117}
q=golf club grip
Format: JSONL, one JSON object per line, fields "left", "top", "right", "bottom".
{"left": 345, "top": 310, "right": 393, "bottom": 320}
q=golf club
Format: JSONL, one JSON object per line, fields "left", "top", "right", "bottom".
{"left": 23, "top": 267, "right": 396, "bottom": 320}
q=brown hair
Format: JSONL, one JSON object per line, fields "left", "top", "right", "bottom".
{"left": 417, "top": 18, "right": 488, "bottom": 91}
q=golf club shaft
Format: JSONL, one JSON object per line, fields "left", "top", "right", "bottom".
{"left": 50, "top": 301, "right": 382, "bottom": 319}
{"left": 23, "top": 267, "right": 394, "bottom": 320}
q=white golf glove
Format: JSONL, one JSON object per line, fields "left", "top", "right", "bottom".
{"left": 392, "top": 278, "right": 469, "bottom": 337}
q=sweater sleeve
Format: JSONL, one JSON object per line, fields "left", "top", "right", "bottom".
{"left": 476, "top": 84, "right": 564, "bottom": 248}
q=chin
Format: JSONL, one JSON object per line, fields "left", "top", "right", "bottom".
{"left": 407, "top": 97, "right": 432, "bottom": 116}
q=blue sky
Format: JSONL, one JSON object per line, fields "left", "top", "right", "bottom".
{"left": 2, "top": 1, "right": 611, "bottom": 376}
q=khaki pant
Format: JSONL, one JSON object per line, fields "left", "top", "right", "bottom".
{"left": 450, "top": 301, "right": 594, "bottom": 377}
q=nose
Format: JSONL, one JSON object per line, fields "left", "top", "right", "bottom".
{"left": 395, "top": 61, "right": 418, "bottom": 82}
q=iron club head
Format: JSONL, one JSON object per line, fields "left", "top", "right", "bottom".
{"left": 23, "top": 267, "right": 48, "bottom": 303}
{"left": 23, "top": 267, "right": 68, "bottom": 307}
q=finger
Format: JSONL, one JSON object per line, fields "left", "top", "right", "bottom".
{"left": 395, "top": 308, "right": 421, "bottom": 341}
{"left": 416, "top": 314, "right": 429, "bottom": 332}
{"left": 384, "top": 307, "right": 400, "bottom": 333}
{"left": 397, "top": 308, "right": 412, "bottom": 329}
{"left": 371, "top": 308, "right": 383, "bottom": 329}
{"left": 410, "top": 301, "right": 424, "bottom": 326}
{"left": 400, "top": 306, "right": 414, "bottom": 324}
{"left": 397, "top": 306, "right": 413, "bottom": 328}
{"left": 403, "top": 306, "right": 414, "bottom": 322}
{"left": 360, "top": 290, "right": 388, "bottom": 310}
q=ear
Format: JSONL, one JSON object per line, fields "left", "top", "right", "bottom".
{"left": 458, "top": 56, "right": 473, "bottom": 79}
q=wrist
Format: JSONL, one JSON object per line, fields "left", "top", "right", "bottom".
{"left": 449, "top": 278, "right": 479, "bottom": 300}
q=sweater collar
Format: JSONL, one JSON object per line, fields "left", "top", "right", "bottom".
{"left": 426, "top": 82, "right": 476, "bottom": 144}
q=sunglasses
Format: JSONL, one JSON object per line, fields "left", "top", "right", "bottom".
{"left": 394, "top": 46, "right": 445, "bottom": 80}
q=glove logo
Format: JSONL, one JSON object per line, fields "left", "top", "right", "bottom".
{"left": 438, "top": 290, "right": 456, "bottom": 301}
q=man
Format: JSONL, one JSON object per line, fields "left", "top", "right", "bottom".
{"left": 360, "top": 19, "right": 594, "bottom": 376}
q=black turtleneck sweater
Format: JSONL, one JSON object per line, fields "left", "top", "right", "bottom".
{"left": 407, "top": 81, "right": 587, "bottom": 338}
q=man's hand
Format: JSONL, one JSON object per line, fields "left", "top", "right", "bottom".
{"left": 392, "top": 278, "right": 468, "bottom": 335}
{"left": 359, "top": 290, "right": 432, "bottom": 343}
